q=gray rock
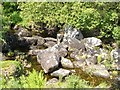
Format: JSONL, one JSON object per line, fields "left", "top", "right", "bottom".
{"left": 111, "top": 48, "right": 120, "bottom": 61}
{"left": 15, "top": 28, "right": 32, "bottom": 37}
{"left": 44, "top": 41, "right": 56, "bottom": 48}
{"left": 84, "top": 64, "right": 110, "bottom": 78}
{"left": 84, "top": 37, "right": 102, "bottom": 49}
{"left": 44, "top": 37, "right": 57, "bottom": 42}
{"left": 51, "top": 68, "right": 70, "bottom": 77}
{"left": 111, "top": 48, "right": 120, "bottom": 70}
{"left": 85, "top": 56, "right": 97, "bottom": 65}
{"left": 22, "top": 36, "right": 45, "bottom": 46}
{"left": 37, "top": 36, "right": 45, "bottom": 46}
{"left": 46, "top": 78, "right": 59, "bottom": 85}
{"left": 61, "top": 57, "right": 74, "bottom": 69}
{"left": 57, "top": 34, "right": 64, "bottom": 44}
{"left": 22, "top": 37, "right": 38, "bottom": 45}
{"left": 63, "top": 37, "right": 85, "bottom": 51}
{"left": 0, "top": 52, "right": 6, "bottom": 61}
{"left": 73, "top": 60, "right": 86, "bottom": 68}
{"left": 70, "top": 50, "right": 86, "bottom": 61}
{"left": 64, "top": 26, "right": 83, "bottom": 40}
{"left": 37, "top": 49, "right": 60, "bottom": 73}
{"left": 28, "top": 49, "right": 42, "bottom": 55}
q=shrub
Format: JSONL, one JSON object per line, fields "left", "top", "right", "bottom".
{"left": 65, "top": 74, "right": 91, "bottom": 88}
{"left": 19, "top": 2, "right": 119, "bottom": 42}
{"left": 112, "top": 26, "right": 120, "bottom": 47}
{"left": 1, "top": 69, "right": 46, "bottom": 88}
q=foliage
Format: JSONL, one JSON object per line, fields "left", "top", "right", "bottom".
{"left": 112, "top": 26, "right": 120, "bottom": 47}
{"left": 64, "top": 74, "right": 91, "bottom": 88}
{"left": 1, "top": 69, "right": 46, "bottom": 88}
{"left": 1, "top": 2, "right": 22, "bottom": 43}
{"left": 19, "top": 2, "right": 120, "bottom": 42}
{"left": 0, "top": 60, "right": 22, "bottom": 77}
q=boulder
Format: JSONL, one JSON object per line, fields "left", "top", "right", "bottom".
{"left": 15, "top": 28, "right": 32, "bottom": 37}
{"left": 63, "top": 37, "right": 85, "bottom": 51}
{"left": 51, "top": 68, "right": 71, "bottom": 77}
{"left": 84, "top": 64, "right": 110, "bottom": 78}
{"left": 37, "top": 36, "right": 45, "bottom": 46}
{"left": 111, "top": 48, "right": 120, "bottom": 70}
{"left": 61, "top": 57, "right": 74, "bottom": 69}
{"left": 85, "top": 56, "right": 97, "bottom": 65}
{"left": 64, "top": 26, "right": 83, "bottom": 40}
{"left": 46, "top": 78, "right": 59, "bottom": 85}
{"left": 44, "top": 37, "right": 57, "bottom": 42}
{"left": 28, "top": 49, "right": 42, "bottom": 55}
{"left": 111, "top": 48, "right": 120, "bottom": 61}
{"left": 0, "top": 52, "right": 6, "bottom": 61}
{"left": 22, "top": 37, "right": 38, "bottom": 45}
{"left": 84, "top": 37, "right": 102, "bottom": 49}
{"left": 44, "top": 41, "right": 56, "bottom": 48}
{"left": 37, "top": 49, "right": 60, "bottom": 73}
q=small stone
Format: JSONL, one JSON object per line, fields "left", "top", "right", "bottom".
{"left": 61, "top": 57, "right": 74, "bottom": 69}
{"left": 51, "top": 68, "right": 70, "bottom": 77}
{"left": 46, "top": 78, "right": 59, "bottom": 85}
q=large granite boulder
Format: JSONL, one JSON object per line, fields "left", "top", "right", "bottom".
{"left": 37, "top": 49, "right": 60, "bottom": 73}
{"left": 83, "top": 64, "right": 110, "bottom": 78}
{"left": 84, "top": 37, "right": 102, "bottom": 49}
{"left": 63, "top": 37, "right": 85, "bottom": 51}
{"left": 51, "top": 68, "right": 71, "bottom": 77}
{"left": 63, "top": 26, "right": 83, "bottom": 40}
{"left": 61, "top": 57, "right": 74, "bottom": 69}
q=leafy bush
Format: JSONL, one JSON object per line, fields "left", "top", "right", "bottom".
{"left": 19, "top": 2, "right": 119, "bottom": 41}
{"left": 65, "top": 74, "right": 91, "bottom": 88}
{"left": 112, "top": 26, "right": 120, "bottom": 47}
{"left": 1, "top": 69, "right": 46, "bottom": 88}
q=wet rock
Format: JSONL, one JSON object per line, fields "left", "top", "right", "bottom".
{"left": 51, "top": 68, "right": 70, "bottom": 77}
{"left": 61, "top": 57, "right": 74, "bottom": 69}
{"left": 63, "top": 26, "right": 83, "bottom": 40}
{"left": 84, "top": 37, "right": 102, "bottom": 49}
{"left": 37, "top": 49, "right": 60, "bottom": 73}
{"left": 44, "top": 41, "right": 56, "bottom": 48}
{"left": 73, "top": 60, "right": 86, "bottom": 68}
{"left": 84, "top": 64, "right": 110, "bottom": 78}
{"left": 0, "top": 60, "right": 22, "bottom": 77}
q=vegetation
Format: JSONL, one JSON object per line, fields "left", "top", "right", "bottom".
{"left": 18, "top": 2, "right": 120, "bottom": 43}
{"left": 1, "top": 69, "right": 46, "bottom": 88}
{"left": 0, "top": 69, "right": 110, "bottom": 89}
{"left": 1, "top": 2, "right": 120, "bottom": 89}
